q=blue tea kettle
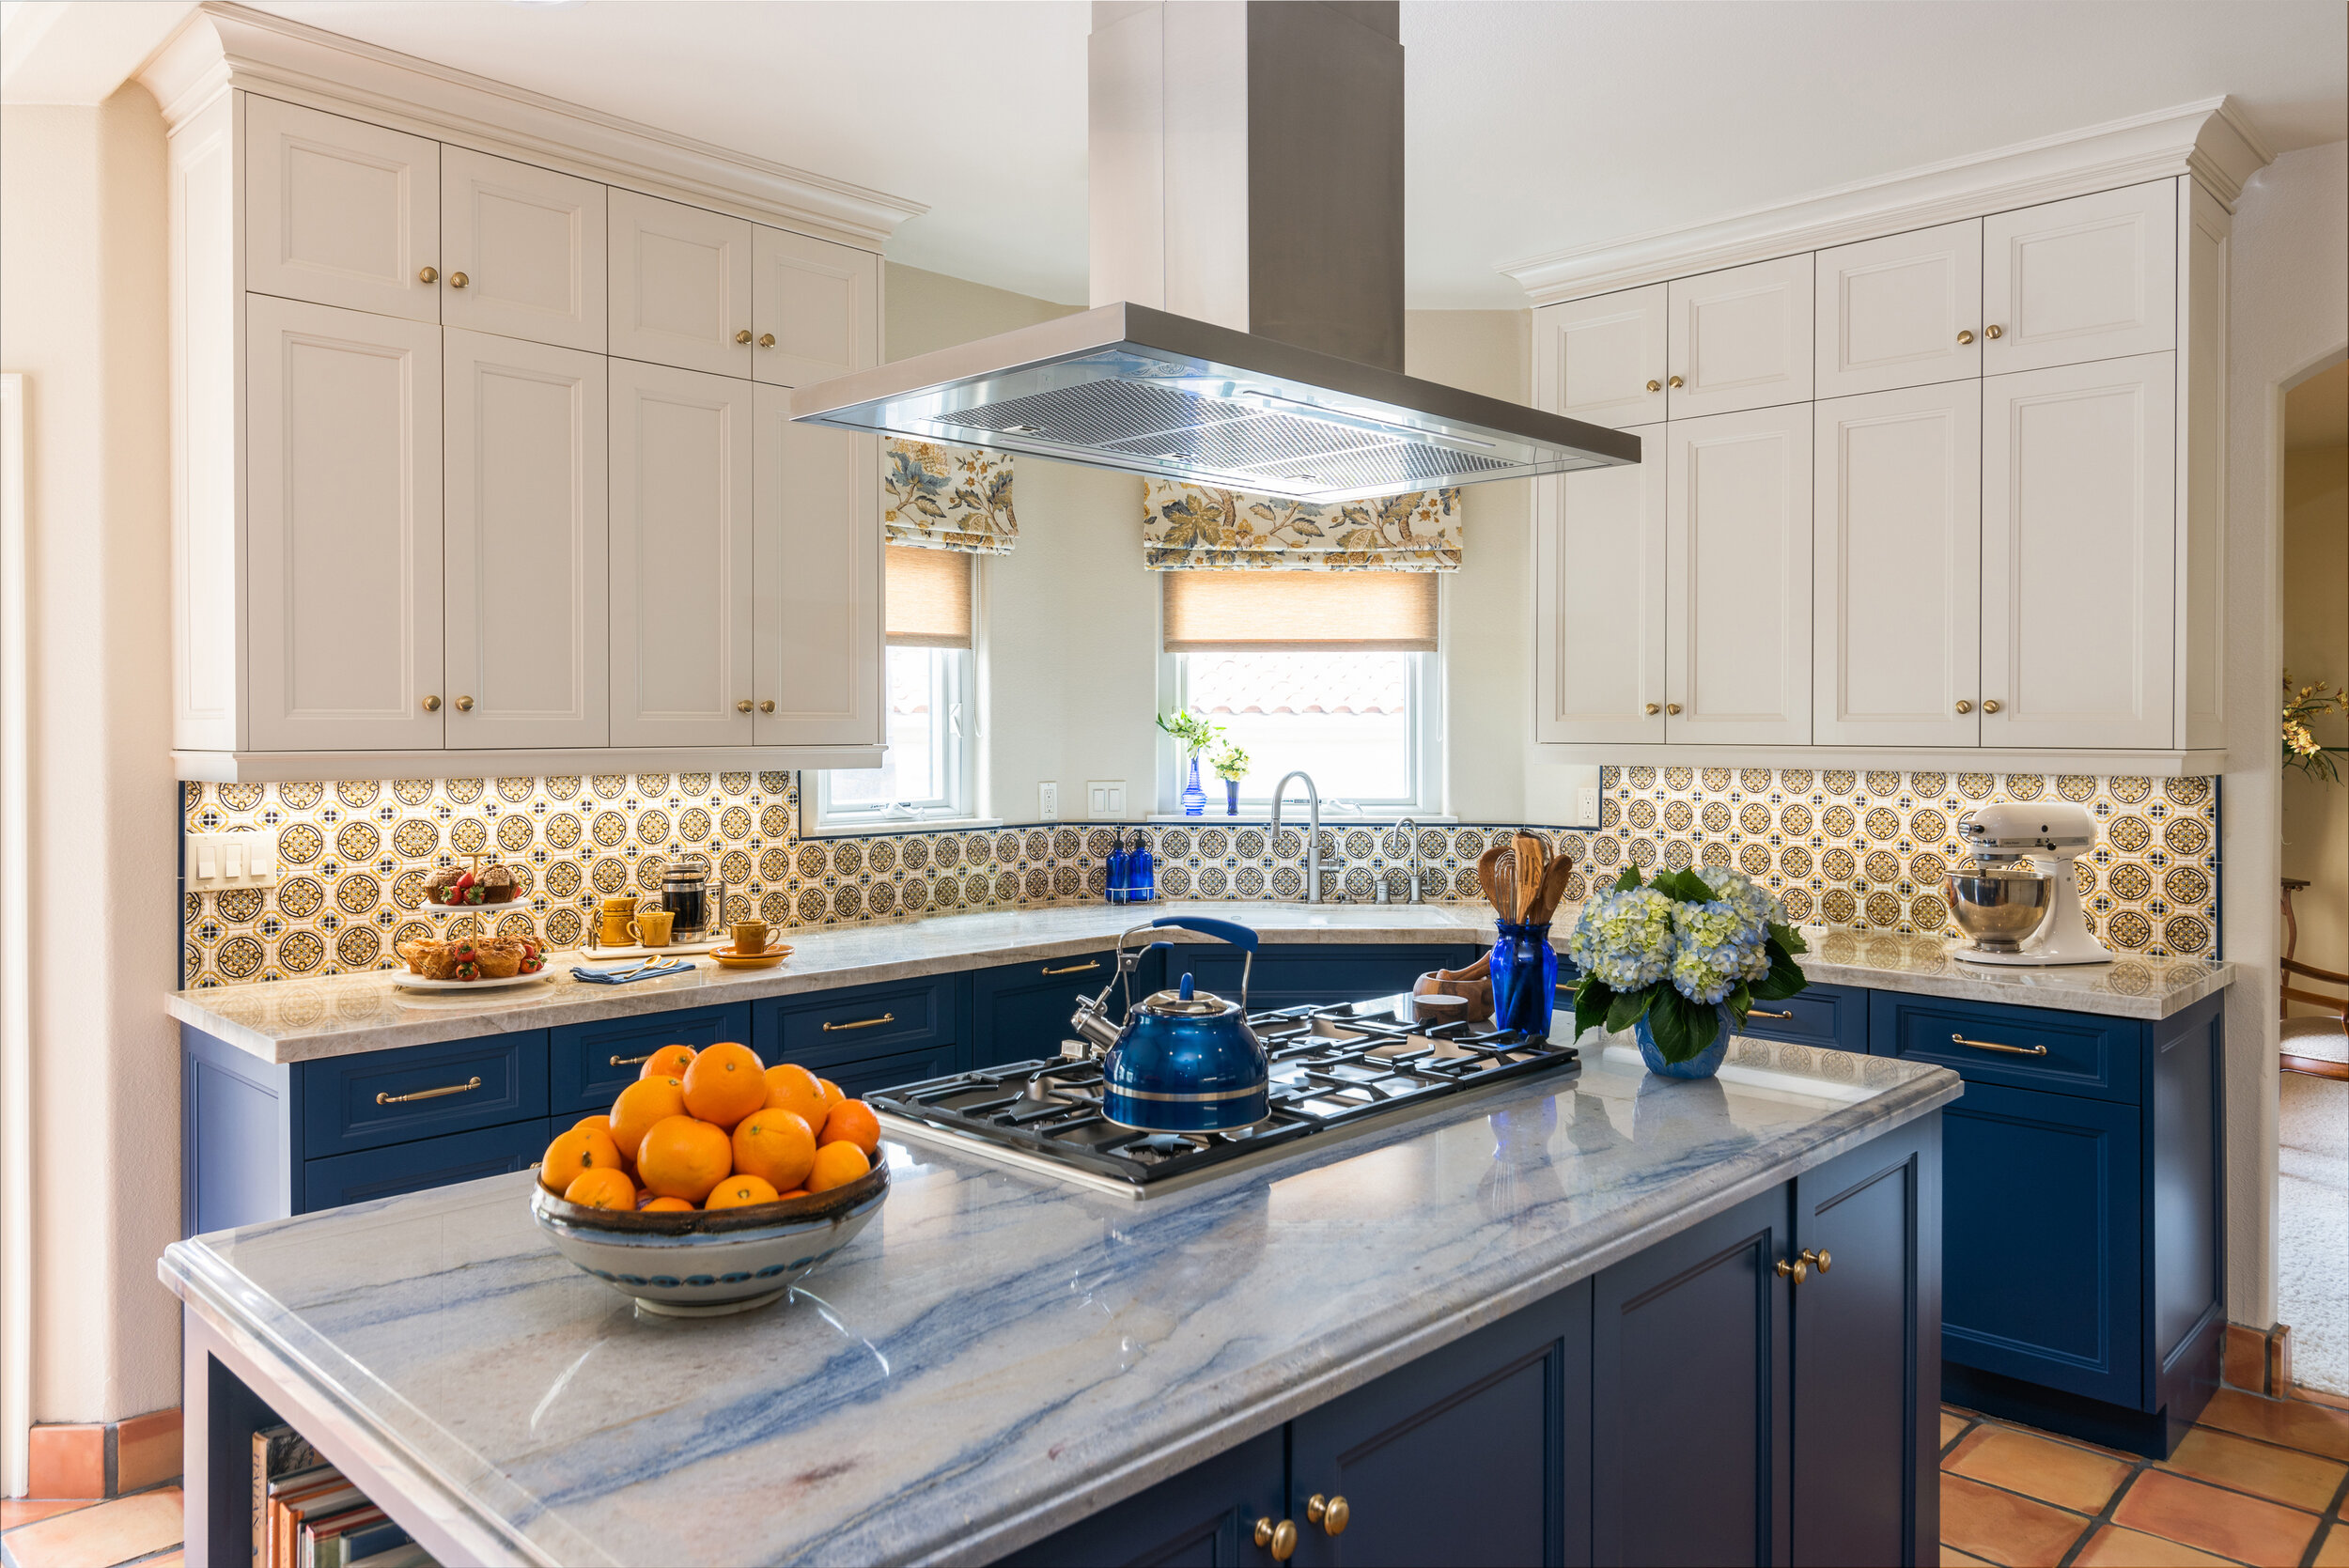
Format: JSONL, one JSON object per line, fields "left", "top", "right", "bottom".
{"left": 1067, "top": 915, "right": 1267, "bottom": 1133}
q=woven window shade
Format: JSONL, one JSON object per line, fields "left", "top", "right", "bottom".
{"left": 885, "top": 545, "right": 972, "bottom": 649}
{"left": 1162, "top": 570, "right": 1437, "bottom": 653}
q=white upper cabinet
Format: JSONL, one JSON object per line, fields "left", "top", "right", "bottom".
{"left": 751, "top": 226, "right": 879, "bottom": 389}
{"left": 755, "top": 386, "right": 881, "bottom": 745}
{"left": 440, "top": 148, "right": 606, "bottom": 353}
{"left": 245, "top": 97, "right": 440, "bottom": 322}
{"left": 1812, "top": 384, "right": 1983, "bottom": 748}
{"left": 443, "top": 330, "right": 609, "bottom": 750}
{"left": 1813, "top": 220, "right": 1983, "bottom": 398}
{"left": 244, "top": 295, "right": 443, "bottom": 751}
{"left": 608, "top": 190, "right": 754, "bottom": 378}
{"left": 1665, "top": 405, "right": 1812, "bottom": 744}
{"left": 609, "top": 360, "right": 758, "bottom": 747}
{"left": 1981, "top": 353, "right": 2176, "bottom": 749}
{"left": 1666, "top": 256, "right": 1813, "bottom": 418}
{"left": 1532, "top": 286, "right": 1668, "bottom": 429}
{"left": 1533, "top": 426, "right": 1666, "bottom": 744}
{"left": 1983, "top": 182, "right": 2176, "bottom": 375}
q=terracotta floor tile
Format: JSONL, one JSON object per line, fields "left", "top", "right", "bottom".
{"left": 2110, "top": 1469, "right": 2319, "bottom": 1566}
{"left": 2314, "top": 1521, "right": 2349, "bottom": 1568}
{"left": 2225, "top": 1325, "right": 2268, "bottom": 1390}
{"left": 1942, "top": 1410, "right": 1971, "bottom": 1450}
{"left": 2199, "top": 1387, "right": 2349, "bottom": 1461}
{"left": 131, "top": 1553, "right": 184, "bottom": 1566}
{"left": 2293, "top": 1383, "right": 2349, "bottom": 1412}
{"left": 114, "top": 1409, "right": 182, "bottom": 1497}
{"left": 2073, "top": 1524, "right": 2243, "bottom": 1567}
{"left": 0, "top": 1500, "right": 91, "bottom": 1531}
{"left": 1945, "top": 1423, "right": 2136, "bottom": 1514}
{"left": 1939, "top": 1472, "right": 2092, "bottom": 1567}
{"left": 2160, "top": 1424, "right": 2348, "bottom": 1512}
{"left": 1940, "top": 1547, "right": 1999, "bottom": 1567}
{"left": 0, "top": 1488, "right": 182, "bottom": 1568}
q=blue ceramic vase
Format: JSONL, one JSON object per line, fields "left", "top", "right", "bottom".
{"left": 1224, "top": 777, "right": 1240, "bottom": 815}
{"left": 1487, "top": 921, "right": 1558, "bottom": 1039}
{"left": 1181, "top": 755, "right": 1206, "bottom": 815}
{"left": 1634, "top": 1004, "right": 1735, "bottom": 1079}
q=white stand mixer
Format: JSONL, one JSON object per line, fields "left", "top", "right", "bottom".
{"left": 1951, "top": 801, "right": 2115, "bottom": 966}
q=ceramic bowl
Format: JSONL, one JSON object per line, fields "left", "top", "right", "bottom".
{"left": 529, "top": 1162, "right": 888, "bottom": 1316}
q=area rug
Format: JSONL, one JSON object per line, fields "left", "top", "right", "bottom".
{"left": 2279, "top": 1028, "right": 2347, "bottom": 1397}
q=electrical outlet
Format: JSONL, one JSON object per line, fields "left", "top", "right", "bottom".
{"left": 1038, "top": 782, "right": 1059, "bottom": 820}
{"left": 1576, "top": 786, "right": 1601, "bottom": 826}
{"left": 1086, "top": 781, "right": 1128, "bottom": 820}
{"left": 187, "top": 831, "right": 279, "bottom": 891}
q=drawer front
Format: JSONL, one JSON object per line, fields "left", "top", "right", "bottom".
{"left": 825, "top": 1041, "right": 970, "bottom": 1102}
{"left": 1737, "top": 981, "right": 1868, "bottom": 1054}
{"left": 300, "top": 1032, "right": 548, "bottom": 1157}
{"left": 757, "top": 976, "right": 959, "bottom": 1067}
{"left": 302, "top": 1119, "right": 552, "bottom": 1214}
{"left": 972, "top": 949, "right": 1124, "bottom": 1068}
{"left": 1869, "top": 993, "right": 2141, "bottom": 1102}
{"left": 550, "top": 1003, "right": 754, "bottom": 1114}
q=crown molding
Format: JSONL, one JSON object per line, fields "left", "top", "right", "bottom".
{"left": 1501, "top": 97, "right": 2276, "bottom": 306}
{"left": 136, "top": 2, "right": 927, "bottom": 250}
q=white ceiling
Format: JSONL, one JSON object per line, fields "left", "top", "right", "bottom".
{"left": 207, "top": 1, "right": 2349, "bottom": 308}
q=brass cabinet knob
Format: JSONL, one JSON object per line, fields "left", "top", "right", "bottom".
{"left": 1804, "top": 1248, "right": 1831, "bottom": 1274}
{"left": 1644, "top": 703, "right": 1660, "bottom": 715}
{"left": 758, "top": 333, "right": 777, "bottom": 349}
{"left": 1665, "top": 702, "right": 1682, "bottom": 715}
{"left": 421, "top": 695, "right": 441, "bottom": 712}
{"left": 455, "top": 696, "right": 474, "bottom": 712}
{"left": 448, "top": 271, "right": 468, "bottom": 288}
{"left": 1983, "top": 699, "right": 2001, "bottom": 713}
{"left": 1668, "top": 374, "right": 1685, "bottom": 388}
{"left": 760, "top": 699, "right": 776, "bottom": 713}
{"left": 1954, "top": 700, "right": 1973, "bottom": 714}
{"left": 1253, "top": 1518, "right": 1298, "bottom": 1561}
{"left": 1307, "top": 1494, "right": 1350, "bottom": 1536}
{"left": 1983, "top": 324, "right": 2003, "bottom": 339}
{"left": 1645, "top": 379, "right": 1662, "bottom": 393}
{"left": 1956, "top": 330, "right": 1975, "bottom": 345}
{"left": 1776, "top": 1254, "right": 1809, "bottom": 1283}
{"left": 735, "top": 329, "right": 754, "bottom": 345}
{"left": 419, "top": 266, "right": 439, "bottom": 284}
{"left": 736, "top": 699, "right": 754, "bottom": 713}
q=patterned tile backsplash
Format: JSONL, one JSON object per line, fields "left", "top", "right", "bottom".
{"left": 179, "top": 767, "right": 2218, "bottom": 987}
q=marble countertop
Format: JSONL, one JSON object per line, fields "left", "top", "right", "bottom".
{"left": 161, "top": 1028, "right": 1962, "bottom": 1567}
{"left": 1785, "top": 926, "right": 2232, "bottom": 1020}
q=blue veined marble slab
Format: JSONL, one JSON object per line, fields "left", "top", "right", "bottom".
{"left": 162, "top": 1032, "right": 1960, "bottom": 1567}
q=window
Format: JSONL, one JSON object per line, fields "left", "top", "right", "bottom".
{"left": 1161, "top": 571, "right": 1440, "bottom": 813}
{"left": 812, "top": 547, "right": 974, "bottom": 828}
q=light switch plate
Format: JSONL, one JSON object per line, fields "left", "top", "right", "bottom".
{"left": 187, "top": 831, "right": 279, "bottom": 891}
{"left": 1038, "top": 782, "right": 1058, "bottom": 821}
{"left": 1086, "top": 781, "right": 1128, "bottom": 820}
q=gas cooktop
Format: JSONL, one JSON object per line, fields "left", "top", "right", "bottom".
{"left": 866, "top": 996, "right": 1579, "bottom": 1197}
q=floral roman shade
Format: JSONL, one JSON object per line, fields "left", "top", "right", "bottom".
{"left": 883, "top": 441, "right": 1018, "bottom": 553}
{"left": 1142, "top": 480, "right": 1463, "bottom": 571}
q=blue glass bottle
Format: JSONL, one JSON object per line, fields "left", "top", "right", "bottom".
{"left": 1128, "top": 831, "right": 1156, "bottom": 904}
{"left": 1106, "top": 842, "right": 1128, "bottom": 904}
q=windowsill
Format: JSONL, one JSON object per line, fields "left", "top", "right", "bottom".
{"left": 798, "top": 815, "right": 1005, "bottom": 838}
{"left": 1143, "top": 811, "right": 1458, "bottom": 824}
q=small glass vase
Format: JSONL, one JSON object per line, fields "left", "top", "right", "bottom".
{"left": 1634, "top": 1005, "right": 1735, "bottom": 1079}
{"left": 1487, "top": 921, "right": 1558, "bottom": 1039}
{"left": 1180, "top": 754, "right": 1206, "bottom": 815}
{"left": 1223, "top": 777, "right": 1240, "bottom": 815}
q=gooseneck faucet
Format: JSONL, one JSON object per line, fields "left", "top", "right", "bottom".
{"left": 1268, "top": 770, "right": 1322, "bottom": 904}
{"left": 1394, "top": 817, "right": 1421, "bottom": 903}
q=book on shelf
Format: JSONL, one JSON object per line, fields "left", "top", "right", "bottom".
{"left": 299, "top": 1501, "right": 411, "bottom": 1568}
{"left": 348, "top": 1544, "right": 439, "bottom": 1568}
{"left": 251, "top": 1425, "right": 324, "bottom": 1567}
{"left": 272, "top": 1472, "right": 362, "bottom": 1568}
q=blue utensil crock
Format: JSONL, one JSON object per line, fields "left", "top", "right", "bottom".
{"left": 1487, "top": 921, "right": 1558, "bottom": 1039}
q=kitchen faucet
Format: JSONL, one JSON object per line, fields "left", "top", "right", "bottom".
{"left": 1268, "top": 770, "right": 1322, "bottom": 904}
{"left": 1394, "top": 817, "right": 1421, "bottom": 903}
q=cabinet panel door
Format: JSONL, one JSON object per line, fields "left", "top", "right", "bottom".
{"left": 441, "top": 147, "right": 605, "bottom": 352}
{"left": 300, "top": 1119, "right": 552, "bottom": 1215}
{"left": 1667, "top": 255, "right": 1813, "bottom": 418}
{"left": 1814, "top": 218, "right": 1983, "bottom": 397}
{"left": 607, "top": 189, "right": 754, "bottom": 377}
{"left": 245, "top": 96, "right": 440, "bottom": 322}
{"left": 1533, "top": 286, "right": 1668, "bottom": 429}
{"left": 609, "top": 360, "right": 757, "bottom": 745}
{"left": 1593, "top": 1183, "right": 1790, "bottom": 1567}
{"left": 444, "top": 330, "right": 608, "bottom": 749}
{"left": 245, "top": 295, "right": 444, "bottom": 751}
{"left": 1665, "top": 405, "right": 1812, "bottom": 745}
{"left": 751, "top": 225, "right": 879, "bottom": 388}
{"left": 1534, "top": 425, "right": 1665, "bottom": 744}
{"left": 1980, "top": 353, "right": 2176, "bottom": 749}
{"left": 1812, "top": 384, "right": 1982, "bottom": 747}
{"left": 1983, "top": 182, "right": 2176, "bottom": 375}
{"left": 1008, "top": 1429, "right": 1285, "bottom": 1568}
{"left": 754, "top": 385, "right": 883, "bottom": 744}
{"left": 973, "top": 951, "right": 1119, "bottom": 1068}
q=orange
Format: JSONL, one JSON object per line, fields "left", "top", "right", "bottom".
{"left": 733, "top": 1108, "right": 817, "bottom": 1192}
{"left": 681, "top": 1041, "right": 767, "bottom": 1129}
{"left": 635, "top": 1114, "right": 732, "bottom": 1203}
{"left": 761, "top": 1063, "right": 830, "bottom": 1130}
{"left": 704, "top": 1173, "right": 780, "bottom": 1210}
{"left": 569, "top": 1114, "right": 609, "bottom": 1137}
{"left": 776, "top": 1188, "right": 808, "bottom": 1200}
{"left": 819, "top": 1099, "right": 880, "bottom": 1155}
{"left": 639, "top": 1195, "right": 694, "bottom": 1213}
{"left": 640, "top": 1044, "right": 697, "bottom": 1081}
{"left": 608, "top": 1076, "right": 687, "bottom": 1161}
{"left": 817, "top": 1077, "right": 845, "bottom": 1111}
{"left": 805, "top": 1141, "right": 869, "bottom": 1193}
{"left": 539, "top": 1125, "right": 624, "bottom": 1192}
{"left": 563, "top": 1167, "right": 636, "bottom": 1211}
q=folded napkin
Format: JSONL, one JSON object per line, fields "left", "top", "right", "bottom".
{"left": 569, "top": 959, "right": 695, "bottom": 986}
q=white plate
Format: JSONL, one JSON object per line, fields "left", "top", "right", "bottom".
{"left": 390, "top": 970, "right": 553, "bottom": 993}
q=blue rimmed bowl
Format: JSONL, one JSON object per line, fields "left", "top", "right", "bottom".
{"left": 529, "top": 1162, "right": 888, "bottom": 1317}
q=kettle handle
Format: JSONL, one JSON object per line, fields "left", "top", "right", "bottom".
{"left": 1149, "top": 914, "right": 1259, "bottom": 953}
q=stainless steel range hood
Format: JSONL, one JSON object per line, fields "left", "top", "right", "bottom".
{"left": 790, "top": 1, "right": 1637, "bottom": 503}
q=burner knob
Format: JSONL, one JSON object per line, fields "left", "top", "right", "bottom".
{"left": 1253, "top": 1518, "right": 1298, "bottom": 1561}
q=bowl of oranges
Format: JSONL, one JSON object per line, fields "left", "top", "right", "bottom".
{"left": 529, "top": 1040, "right": 890, "bottom": 1316}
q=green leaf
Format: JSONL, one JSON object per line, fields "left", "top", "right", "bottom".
{"left": 1605, "top": 986, "right": 1656, "bottom": 1035}
{"left": 1571, "top": 977, "right": 1615, "bottom": 1041}
{"left": 1727, "top": 982, "right": 1752, "bottom": 1026}
{"left": 1652, "top": 867, "right": 1714, "bottom": 904}
{"left": 1768, "top": 921, "right": 1809, "bottom": 955}
{"left": 1613, "top": 866, "right": 1645, "bottom": 893}
{"left": 1750, "top": 940, "right": 1810, "bottom": 1001}
{"left": 1645, "top": 986, "right": 1722, "bottom": 1064}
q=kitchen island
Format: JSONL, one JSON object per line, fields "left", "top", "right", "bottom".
{"left": 163, "top": 1025, "right": 1960, "bottom": 1567}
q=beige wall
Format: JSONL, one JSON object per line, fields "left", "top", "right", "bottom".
{"left": 2281, "top": 434, "right": 2348, "bottom": 996}
{"left": 0, "top": 88, "right": 183, "bottom": 1436}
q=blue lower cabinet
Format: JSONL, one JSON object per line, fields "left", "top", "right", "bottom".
{"left": 1181, "top": 943, "right": 1480, "bottom": 1013}
{"left": 299, "top": 1032, "right": 548, "bottom": 1158}
{"left": 303, "top": 1120, "right": 552, "bottom": 1211}
{"left": 184, "top": 1026, "right": 296, "bottom": 1235}
{"left": 1871, "top": 993, "right": 2138, "bottom": 1102}
{"left": 754, "top": 976, "right": 963, "bottom": 1065}
{"left": 1738, "top": 981, "right": 1869, "bottom": 1054}
{"left": 826, "top": 1042, "right": 969, "bottom": 1101}
{"left": 1006, "top": 1430, "right": 1285, "bottom": 1567}
{"left": 551, "top": 1003, "right": 754, "bottom": 1114}
{"left": 974, "top": 950, "right": 1129, "bottom": 1068}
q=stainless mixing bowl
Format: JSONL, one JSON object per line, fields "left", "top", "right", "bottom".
{"left": 1945, "top": 864, "right": 2054, "bottom": 952}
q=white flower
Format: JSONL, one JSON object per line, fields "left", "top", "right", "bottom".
{"left": 1566, "top": 887, "right": 1677, "bottom": 991}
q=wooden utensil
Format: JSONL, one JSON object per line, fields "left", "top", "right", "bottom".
{"left": 1513, "top": 833, "right": 1545, "bottom": 922}
{"left": 1476, "top": 844, "right": 1506, "bottom": 915}
{"left": 1491, "top": 857, "right": 1517, "bottom": 924}
{"left": 1532, "top": 856, "right": 1574, "bottom": 924}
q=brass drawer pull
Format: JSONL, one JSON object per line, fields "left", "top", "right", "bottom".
{"left": 377, "top": 1076, "right": 481, "bottom": 1106}
{"left": 1950, "top": 1032, "right": 2048, "bottom": 1057}
{"left": 1041, "top": 960, "right": 1100, "bottom": 976}
{"left": 1749, "top": 1009, "right": 1794, "bottom": 1020}
{"left": 823, "top": 1012, "right": 895, "bottom": 1032}
{"left": 610, "top": 1052, "right": 655, "bottom": 1067}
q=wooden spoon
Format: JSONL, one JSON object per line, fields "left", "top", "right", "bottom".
{"left": 1476, "top": 844, "right": 1507, "bottom": 914}
{"left": 1514, "top": 832, "right": 1545, "bottom": 922}
{"left": 1532, "top": 855, "right": 1574, "bottom": 924}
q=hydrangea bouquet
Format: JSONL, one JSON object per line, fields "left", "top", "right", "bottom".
{"left": 1563, "top": 865, "right": 1810, "bottom": 1065}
